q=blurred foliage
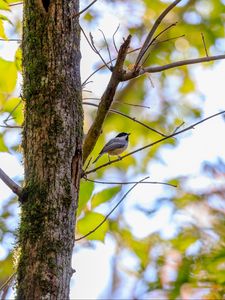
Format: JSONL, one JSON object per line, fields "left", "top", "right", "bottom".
{"left": 0, "top": 0, "right": 225, "bottom": 299}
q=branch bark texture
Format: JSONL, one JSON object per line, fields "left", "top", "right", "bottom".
{"left": 0, "top": 168, "right": 22, "bottom": 196}
{"left": 17, "top": 1, "right": 83, "bottom": 299}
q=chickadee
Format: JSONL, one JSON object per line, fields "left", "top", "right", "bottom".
{"left": 93, "top": 132, "right": 130, "bottom": 163}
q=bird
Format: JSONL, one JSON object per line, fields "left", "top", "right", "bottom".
{"left": 93, "top": 132, "right": 130, "bottom": 163}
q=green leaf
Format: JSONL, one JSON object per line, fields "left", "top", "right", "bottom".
{"left": 179, "top": 76, "right": 195, "bottom": 94}
{"left": 0, "top": 19, "right": 7, "bottom": 39}
{"left": 15, "top": 47, "right": 22, "bottom": 71}
{"left": 77, "top": 181, "right": 94, "bottom": 216}
{"left": 0, "top": 253, "right": 13, "bottom": 279}
{"left": 77, "top": 211, "right": 108, "bottom": 241}
{"left": 0, "top": 58, "right": 17, "bottom": 93}
{"left": 0, "top": 1, "right": 10, "bottom": 11}
{"left": 3, "top": 97, "right": 23, "bottom": 125}
{"left": 0, "top": 135, "right": 8, "bottom": 152}
{"left": 0, "top": 14, "right": 13, "bottom": 25}
{"left": 91, "top": 186, "right": 121, "bottom": 209}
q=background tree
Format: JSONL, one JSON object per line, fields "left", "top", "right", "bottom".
{"left": 0, "top": 0, "right": 225, "bottom": 299}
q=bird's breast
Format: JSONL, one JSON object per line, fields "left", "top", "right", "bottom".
{"left": 108, "top": 145, "right": 127, "bottom": 155}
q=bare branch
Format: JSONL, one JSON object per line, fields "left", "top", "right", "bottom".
{"left": 2, "top": 99, "right": 22, "bottom": 128}
{"left": 82, "top": 46, "right": 141, "bottom": 87}
{"left": 201, "top": 32, "right": 208, "bottom": 57}
{"left": 82, "top": 32, "right": 184, "bottom": 87}
{"left": 113, "top": 24, "right": 120, "bottom": 53}
{"left": 134, "top": 0, "right": 182, "bottom": 68}
{"left": 0, "top": 168, "right": 22, "bottom": 196}
{"left": 74, "top": 0, "right": 98, "bottom": 18}
{"left": 140, "top": 22, "right": 178, "bottom": 67}
{"left": 82, "top": 35, "right": 132, "bottom": 164}
{"left": 84, "top": 156, "right": 92, "bottom": 172}
{"left": 0, "top": 38, "right": 21, "bottom": 42}
{"left": 80, "top": 26, "right": 111, "bottom": 71}
{"left": 84, "top": 177, "right": 177, "bottom": 187}
{"left": 0, "top": 124, "right": 22, "bottom": 128}
{"left": 9, "top": 2, "right": 23, "bottom": 7}
{"left": 172, "top": 121, "right": 185, "bottom": 134}
{"left": 84, "top": 111, "right": 225, "bottom": 176}
{"left": 123, "top": 54, "right": 225, "bottom": 81}
{"left": 89, "top": 32, "right": 112, "bottom": 71}
{"left": 99, "top": 29, "right": 113, "bottom": 69}
{"left": 80, "top": 26, "right": 96, "bottom": 52}
{"left": 75, "top": 177, "right": 149, "bottom": 241}
{"left": 83, "top": 97, "right": 151, "bottom": 109}
{"left": 0, "top": 272, "right": 16, "bottom": 295}
{"left": 83, "top": 101, "right": 166, "bottom": 137}
{"left": 153, "top": 34, "right": 185, "bottom": 46}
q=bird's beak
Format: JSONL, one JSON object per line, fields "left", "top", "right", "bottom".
{"left": 128, "top": 133, "right": 131, "bottom": 135}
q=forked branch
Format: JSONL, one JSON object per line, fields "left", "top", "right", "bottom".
{"left": 134, "top": 0, "right": 182, "bottom": 69}
{"left": 123, "top": 54, "right": 225, "bottom": 81}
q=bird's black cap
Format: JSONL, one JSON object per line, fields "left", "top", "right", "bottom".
{"left": 116, "top": 132, "right": 130, "bottom": 137}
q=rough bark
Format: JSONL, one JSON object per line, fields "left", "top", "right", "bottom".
{"left": 17, "top": 1, "right": 83, "bottom": 299}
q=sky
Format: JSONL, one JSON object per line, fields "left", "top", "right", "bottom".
{"left": 0, "top": 2, "right": 225, "bottom": 299}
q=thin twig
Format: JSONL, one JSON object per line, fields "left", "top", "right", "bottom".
{"left": 0, "top": 272, "right": 16, "bottom": 295}
{"left": 145, "top": 74, "right": 155, "bottom": 88}
{"left": 140, "top": 22, "right": 178, "bottom": 67}
{"left": 0, "top": 38, "right": 21, "bottom": 42}
{"left": 120, "top": 102, "right": 150, "bottom": 109}
{"left": 153, "top": 34, "right": 185, "bottom": 46}
{"left": 81, "top": 32, "right": 184, "bottom": 86}
{"left": 113, "top": 24, "right": 120, "bottom": 53}
{"left": 83, "top": 101, "right": 166, "bottom": 137}
{"left": 80, "top": 26, "right": 96, "bottom": 52}
{"left": 3, "top": 99, "right": 22, "bottom": 127}
{"left": 82, "top": 46, "right": 141, "bottom": 87}
{"left": 0, "top": 168, "right": 22, "bottom": 196}
{"left": 84, "top": 111, "right": 225, "bottom": 175}
{"left": 89, "top": 32, "right": 111, "bottom": 71}
{"left": 80, "top": 26, "right": 111, "bottom": 71}
{"left": 84, "top": 156, "right": 92, "bottom": 172}
{"left": 201, "top": 32, "right": 208, "bottom": 57}
{"left": 151, "top": 22, "right": 178, "bottom": 45}
{"left": 99, "top": 29, "right": 113, "bottom": 69}
{"left": 84, "top": 177, "right": 177, "bottom": 187}
{"left": 140, "top": 22, "right": 178, "bottom": 68}
{"left": 0, "top": 124, "right": 22, "bottom": 128}
{"left": 134, "top": 0, "right": 182, "bottom": 69}
{"left": 172, "top": 121, "right": 185, "bottom": 134}
{"left": 75, "top": 177, "right": 149, "bottom": 241}
{"left": 83, "top": 97, "right": 151, "bottom": 109}
{"left": 9, "top": 2, "right": 23, "bottom": 7}
{"left": 74, "top": 0, "right": 98, "bottom": 18}
{"left": 123, "top": 54, "right": 225, "bottom": 81}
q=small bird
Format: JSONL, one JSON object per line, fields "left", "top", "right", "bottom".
{"left": 93, "top": 132, "right": 130, "bottom": 163}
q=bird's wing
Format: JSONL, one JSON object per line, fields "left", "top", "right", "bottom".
{"left": 100, "top": 138, "right": 125, "bottom": 153}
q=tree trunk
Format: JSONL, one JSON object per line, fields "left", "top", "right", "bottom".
{"left": 17, "top": 1, "right": 83, "bottom": 299}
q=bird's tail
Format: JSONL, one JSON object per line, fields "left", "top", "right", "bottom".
{"left": 92, "top": 153, "right": 102, "bottom": 164}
